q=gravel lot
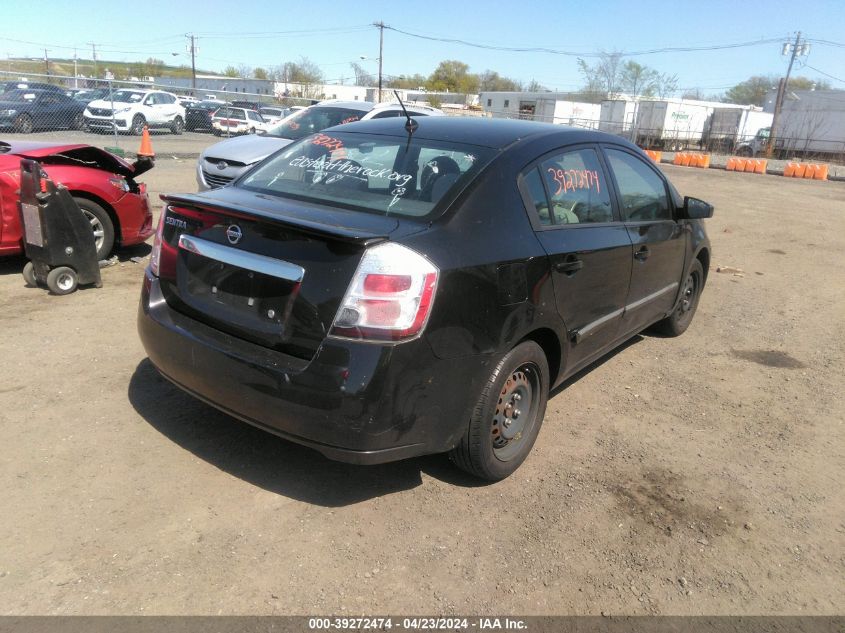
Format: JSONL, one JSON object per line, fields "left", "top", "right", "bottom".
{"left": 0, "top": 160, "right": 842, "bottom": 615}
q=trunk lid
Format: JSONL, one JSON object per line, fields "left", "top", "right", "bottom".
{"left": 157, "top": 190, "right": 419, "bottom": 360}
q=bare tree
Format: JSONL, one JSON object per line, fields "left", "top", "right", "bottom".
{"left": 577, "top": 51, "right": 624, "bottom": 99}
{"left": 350, "top": 62, "right": 375, "bottom": 87}
{"left": 655, "top": 73, "right": 679, "bottom": 98}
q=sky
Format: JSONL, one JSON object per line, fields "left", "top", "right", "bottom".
{"left": 2, "top": 0, "right": 845, "bottom": 95}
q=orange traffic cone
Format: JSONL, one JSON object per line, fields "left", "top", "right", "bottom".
{"left": 138, "top": 126, "right": 155, "bottom": 158}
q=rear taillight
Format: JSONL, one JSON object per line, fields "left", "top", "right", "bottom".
{"left": 329, "top": 242, "right": 438, "bottom": 343}
{"left": 148, "top": 208, "right": 166, "bottom": 276}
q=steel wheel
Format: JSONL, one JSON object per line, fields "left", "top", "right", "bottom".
{"left": 46, "top": 266, "right": 78, "bottom": 295}
{"left": 676, "top": 268, "right": 700, "bottom": 328}
{"left": 491, "top": 363, "right": 541, "bottom": 462}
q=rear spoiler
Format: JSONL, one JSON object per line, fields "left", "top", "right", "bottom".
{"left": 161, "top": 193, "right": 391, "bottom": 244}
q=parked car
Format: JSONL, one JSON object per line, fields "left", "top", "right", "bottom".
{"left": 196, "top": 100, "right": 444, "bottom": 190}
{"left": 0, "top": 89, "right": 86, "bottom": 133}
{"left": 0, "top": 140, "right": 154, "bottom": 259}
{"left": 230, "top": 100, "right": 262, "bottom": 111}
{"left": 211, "top": 106, "right": 270, "bottom": 137}
{"left": 258, "top": 106, "right": 289, "bottom": 126}
{"left": 139, "top": 117, "right": 713, "bottom": 480}
{"left": 0, "top": 81, "right": 67, "bottom": 97}
{"left": 71, "top": 88, "right": 114, "bottom": 104}
{"left": 84, "top": 89, "right": 186, "bottom": 135}
{"left": 176, "top": 96, "right": 199, "bottom": 108}
{"left": 185, "top": 100, "right": 223, "bottom": 132}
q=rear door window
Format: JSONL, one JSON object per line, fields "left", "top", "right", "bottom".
{"left": 535, "top": 148, "right": 613, "bottom": 224}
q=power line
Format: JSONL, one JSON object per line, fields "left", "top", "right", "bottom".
{"left": 800, "top": 63, "right": 845, "bottom": 84}
{"left": 382, "top": 26, "right": 785, "bottom": 57}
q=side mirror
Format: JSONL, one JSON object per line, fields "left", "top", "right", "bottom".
{"left": 680, "top": 196, "right": 714, "bottom": 220}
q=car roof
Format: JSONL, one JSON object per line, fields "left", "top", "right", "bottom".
{"left": 314, "top": 100, "right": 375, "bottom": 112}
{"left": 328, "top": 116, "right": 635, "bottom": 150}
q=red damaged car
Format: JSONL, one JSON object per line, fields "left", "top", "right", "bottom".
{"left": 0, "top": 140, "right": 154, "bottom": 259}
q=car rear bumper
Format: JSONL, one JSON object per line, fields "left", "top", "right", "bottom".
{"left": 137, "top": 270, "right": 488, "bottom": 464}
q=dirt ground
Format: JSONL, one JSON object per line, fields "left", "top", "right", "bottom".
{"left": 0, "top": 161, "right": 842, "bottom": 616}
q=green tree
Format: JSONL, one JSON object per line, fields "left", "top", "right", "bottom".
{"left": 427, "top": 60, "right": 479, "bottom": 94}
{"left": 619, "top": 61, "right": 658, "bottom": 97}
{"left": 386, "top": 73, "right": 428, "bottom": 90}
{"left": 478, "top": 70, "right": 522, "bottom": 92}
{"left": 223, "top": 65, "right": 239, "bottom": 78}
{"left": 253, "top": 67, "right": 268, "bottom": 80}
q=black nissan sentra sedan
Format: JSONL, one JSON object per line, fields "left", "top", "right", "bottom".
{"left": 138, "top": 117, "right": 713, "bottom": 480}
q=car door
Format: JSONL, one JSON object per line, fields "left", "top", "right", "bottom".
{"left": 520, "top": 145, "right": 633, "bottom": 367}
{"left": 603, "top": 146, "right": 686, "bottom": 335}
{"left": 34, "top": 93, "right": 61, "bottom": 128}
{"left": 142, "top": 93, "right": 162, "bottom": 124}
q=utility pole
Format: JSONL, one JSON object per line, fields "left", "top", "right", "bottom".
{"left": 43, "top": 49, "right": 50, "bottom": 77}
{"left": 768, "top": 32, "right": 808, "bottom": 157}
{"left": 73, "top": 49, "right": 78, "bottom": 89}
{"left": 186, "top": 34, "right": 198, "bottom": 94}
{"left": 87, "top": 42, "right": 98, "bottom": 80}
{"left": 374, "top": 21, "right": 384, "bottom": 103}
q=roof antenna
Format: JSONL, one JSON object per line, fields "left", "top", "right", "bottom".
{"left": 394, "top": 90, "right": 418, "bottom": 149}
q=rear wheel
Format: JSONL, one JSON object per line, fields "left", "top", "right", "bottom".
{"left": 171, "top": 116, "right": 184, "bottom": 135}
{"left": 70, "top": 112, "right": 84, "bottom": 130}
{"left": 15, "top": 113, "right": 33, "bottom": 134}
{"left": 73, "top": 197, "right": 115, "bottom": 260}
{"left": 653, "top": 259, "right": 704, "bottom": 336}
{"left": 22, "top": 261, "right": 37, "bottom": 287}
{"left": 46, "top": 266, "right": 78, "bottom": 295}
{"left": 449, "top": 341, "right": 549, "bottom": 481}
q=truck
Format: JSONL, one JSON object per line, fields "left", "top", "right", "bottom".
{"left": 633, "top": 98, "right": 742, "bottom": 151}
{"left": 735, "top": 90, "right": 845, "bottom": 160}
{"left": 706, "top": 107, "right": 773, "bottom": 154}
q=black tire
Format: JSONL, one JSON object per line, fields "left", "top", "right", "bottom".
{"left": 248, "top": 126, "right": 256, "bottom": 134}
{"left": 46, "top": 266, "right": 78, "bottom": 295}
{"left": 70, "top": 112, "right": 84, "bottom": 130}
{"left": 171, "top": 116, "right": 184, "bottom": 135}
{"left": 15, "top": 113, "right": 33, "bottom": 134}
{"left": 22, "top": 261, "right": 37, "bottom": 287}
{"left": 212, "top": 129, "right": 222, "bottom": 136}
{"left": 449, "top": 340, "right": 549, "bottom": 481}
{"left": 130, "top": 114, "right": 146, "bottom": 136}
{"left": 73, "top": 197, "right": 115, "bottom": 260}
{"left": 735, "top": 146, "right": 752, "bottom": 157}
{"left": 653, "top": 259, "right": 705, "bottom": 337}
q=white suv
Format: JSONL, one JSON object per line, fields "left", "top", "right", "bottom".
{"left": 84, "top": 89, "right": 186, "bottom": 135}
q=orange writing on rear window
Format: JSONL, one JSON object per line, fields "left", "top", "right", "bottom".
{"left": 547, "top": 168, "right": 601, "bottom": 196}
{"left": 312, "top": 133, "right": 344, "bottom": 152}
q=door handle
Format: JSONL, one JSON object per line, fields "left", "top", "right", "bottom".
{"left": 555, "top": 256, "right": 583, "bottom": 275}
{"left": 634, "top": 247, "right": 650, "bottom": 262}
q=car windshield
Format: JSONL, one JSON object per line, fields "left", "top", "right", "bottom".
{"left": 239, "top": 131, "right": 497, "bottom": 220}
{"left": 195, "top": 101, "right": 222, "bottom": 110}
{"left": 2, "top": 90, "right": 38, "bottom": 102}
{"left": 266, "top": 106, "right": 367, "bottom": 140}
{"left": 110, "top": 90, "right": 146, "bottom": 103}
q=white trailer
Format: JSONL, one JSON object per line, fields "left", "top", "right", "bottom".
{"left": 633, "top": 99, "right": 742, "bottom": 150}
{"left": 707, "top": 107, "right": 773, "bottom": 152}
{"left": 774, "top": 90, "right": 845, "bottom": 157}
{"left": 599, "top": 100, "right": 637, "bottom": 136}
{"left": 533, "top": 99, "right": 600, "bottom": 128}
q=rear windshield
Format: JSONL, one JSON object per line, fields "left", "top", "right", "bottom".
{"left": 1, "top": 90, "right": 38, "bottom": 102}
{"left": 266, "top": 106, "right": 367, "bottom": 141}
{"left": 238, "top": 131, "right": 496, "bottom": 219}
